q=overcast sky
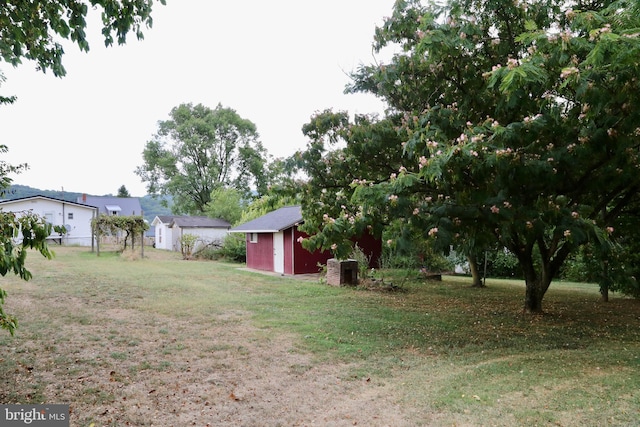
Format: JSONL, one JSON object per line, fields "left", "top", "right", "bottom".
{"left": 0, "top": 0, "right": 396, "bottom": 197}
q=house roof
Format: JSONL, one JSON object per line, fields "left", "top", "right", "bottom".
{"left": 230, "top": 206, "right": 303, "bottom": 233}
{"left": 151, "top": 215, "right": 176, "bottom": 225}
{"left": 78, "top": 196, "right": 142, "bottom": 216}
{"left": 170, "top": 216, "right": 231, "bottom": 228}
{"left": 0, "top": 195, "right": 96, "bottom": 210}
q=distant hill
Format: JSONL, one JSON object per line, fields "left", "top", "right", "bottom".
{"left": 2, "top": 184, "right": 173, "bottom": 221}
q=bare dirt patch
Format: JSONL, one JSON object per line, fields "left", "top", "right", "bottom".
{"left": 2, "top": 285, "right": 412, "bottom": 426}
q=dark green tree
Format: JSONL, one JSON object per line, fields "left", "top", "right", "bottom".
{"left": 300, "top": 0, "right": 640, "bottom": 312}
{"left": 117, "top": 185, "right": 131, "bottom": 198}
{"left": 136, "top": 103, "right": 269, "bottom": 214}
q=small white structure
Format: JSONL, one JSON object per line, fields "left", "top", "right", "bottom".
{"left": 151, "top": 215, "right": 230, "bottom": 252}
{"left": 151, "top": 215, "right": 176, "bottom": 250}
{"left": 0, "top": 195, "right": 97, "bottom": 246}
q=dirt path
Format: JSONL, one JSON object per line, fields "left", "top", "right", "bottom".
{"left": 4, "top": 294, "right": 414, "bottom": 426}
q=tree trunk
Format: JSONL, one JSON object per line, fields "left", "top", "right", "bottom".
{"left": 520, "top": 256, "right": 550, "bottom": 314}
{"left": 514, "top": 236, "right": 571, "bottom": 314}
{"left": 524, "top": 281, "right": 546, "bottom": 313}
{"left": 467, "top": 253, "right": 485, "bottom": 287}
{"left": 600, "top": 283, "right": 609, "bottom": 302}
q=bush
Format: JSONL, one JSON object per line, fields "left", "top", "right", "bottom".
{"left": 349, "top": 244, "right": 372, "bottom": 281}
{"left": 560, "top": 252, "right": 591, "bottom": 282}
{"left": 485, "top": 249, "right": 521, "bottom": 278}
{"left": 195, "top": 247, "right": 222, "bottom": 261}
{"left": 217, "top": 233, "right": 246, "bottom": 262}
{"left": 179, "top": 233, "right": 199, "bottom": 260}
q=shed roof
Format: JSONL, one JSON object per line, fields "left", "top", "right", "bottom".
{"left": 151, "top": 215, "right": 178, "bottom": 226}
{"left": 230, "top": 206, "right": 303, "bottom": 233}
{"left": 170, "top": 216, "right": 231, "bottom": 228}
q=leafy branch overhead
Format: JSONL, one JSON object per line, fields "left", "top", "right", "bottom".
{"left": 0, "top": 0, "right": 166, "bottom": 77}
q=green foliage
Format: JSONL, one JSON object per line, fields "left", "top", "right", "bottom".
{"left": 0, "top": 287, "right": 17, "bottom": 335}
{"left": 205, "top": 187, "right": 245, "bottom": 224}
{"left": 0, "top": 71, "right": 16, "bottom": 105}
{"left": 53, "top": 224, "right": 67, "bottom": 235}
{"left": 217, "top": 233, "right": 246, "bottom": 263}
{"left": 117, "top": 185, "right": 131, "bottom": 198}
{"left": 485, "top": 249, "right": 521, "bottom": 279}
{"left": 135, "top": 103, "right": 269, "bottom": 214}
{"left": 295, "top": 0, "right": 640, "bottom": 312}
{"left": 92, "top": 215, "right": 148, "bottom": 251}
{"left": 289, "top": 111, "right": 406, "bottom": 258}
{"left": 192, "top": 246, "right": 220, "bottom": 261}
{"left": 0, "top": 210, "right": 53, "bottom": 335}
{"left": 0, "top": 0, "right": 166, "bottom": 77}
{"left": 0, "top": 145, "right": 54, "bottom": 335}
{"left": 178, "top": 233, "right": 198, "bottom": 260}
{"left": 349, "top": 244, "right": 372, "bottom": 281}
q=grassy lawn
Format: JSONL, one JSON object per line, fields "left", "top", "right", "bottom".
{"left": 1, "top": 246, "right": 638, "bottom": 426}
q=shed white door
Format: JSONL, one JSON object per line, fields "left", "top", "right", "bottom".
{"left": 273, "top": 232, "right": 284, "bottom": 274}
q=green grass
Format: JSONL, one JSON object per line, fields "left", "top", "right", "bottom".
{"left": 0, "top": 246, "right": 639, "bottom": 426}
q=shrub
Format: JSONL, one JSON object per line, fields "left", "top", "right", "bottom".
{"left": 195, "top": 247, "right": 222, "bottom": 261}
{"left": 217, "top": 233, "right": 246, "bottom": 262}
{"left": 485, "top": 249, "right": 521, "bottom": 278}
{"left": 179, "top": 233, "right": 199, "bottom": 260}
{"left": 349, "top": 244, "right": 372, "bottom": 281}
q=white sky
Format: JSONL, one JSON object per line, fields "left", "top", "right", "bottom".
{"left": 0, "top": 0, "right": 395, "bottom": 197}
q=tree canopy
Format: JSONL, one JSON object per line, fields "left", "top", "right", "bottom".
{"left": 136, "top": 103, "right": 269, "bottom": 215}
{"left": 286, "top": 110, "right": 405, "bottom": 253}
{"left": 0, "top": 0, "right": 165, "bottom": 77}
{"left": 295, "top": 0, "right": 640, "bottom": 312}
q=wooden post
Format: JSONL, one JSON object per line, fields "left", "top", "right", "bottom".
{"left": 91, "top": 209, "right": 96, "bottom": 253}
{"left": 141, "top": 210, "right": 145, "bottom": 258}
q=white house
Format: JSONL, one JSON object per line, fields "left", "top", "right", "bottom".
{"left": 0, "top": 195, "right": 98, "bottom": 246}
{"left": 151, "top": 215, "right": 231, "bottom": 252}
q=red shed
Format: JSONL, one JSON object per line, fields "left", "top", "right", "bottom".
{"left": 230, "top": 206, "right": 381, "bottom": 275}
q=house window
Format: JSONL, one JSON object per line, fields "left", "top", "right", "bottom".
{"left": 250, "top": 233, "right": 258, "bottom": 243}
{"left": 158, "top": 228, "right": 162, "bottom": 244}
{"left": 67, "top": 212, "right": 74, "bottom": 220}
{"left": 105, "top": 205, "right": 122, "bottom": 216}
